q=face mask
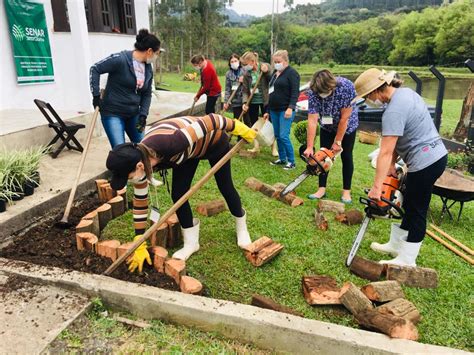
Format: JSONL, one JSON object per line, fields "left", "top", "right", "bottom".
{"left": 128, "top": 171, "right": 146, "bottom": 184}
{"left": 244, "top": 64, "right": 253, "bottom": 71}
{"left": 274, "top": 63, "right": 284, "bottom": 71}
{"left": 193, "top": 65, "right": 201, "bottom": 71}
{"left": 319, "top": 91, "right": 332, "bottom": 98}
{"left": 366, "top": 98, "right": 384, "bottom": 108}
{"left": 146, "top": 53, "right": 157, "bottom": 64}
{"left": 230, "top": 62, "right": 239, "bottom": 70}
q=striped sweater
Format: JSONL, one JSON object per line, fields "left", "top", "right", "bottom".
{"left": 141, "top": 114, "right": 235, "bottom": 168}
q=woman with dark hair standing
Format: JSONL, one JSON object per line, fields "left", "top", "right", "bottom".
{"left": 191, "top": 54, "right": 222, "bottom": 114}
{"left": 223, "top": 53, "right": 244, "bottom": 119}
{"left": 354, "top": 68, "right": 447, "bottom": 266}
{"left": 304, "top": 69, "right": 359, "bottom": 203}
{"left": 90, "top": 29, "right": 161, "bottom": 148}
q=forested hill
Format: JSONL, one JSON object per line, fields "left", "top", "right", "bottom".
{"left": 280, "top": 0, "right": 450, "bottom": 25}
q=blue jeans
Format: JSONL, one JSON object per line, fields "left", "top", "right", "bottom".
{"left": 101, "top": 114, "right": 144, "bottom": 148}
{"left": 270, "top": 110, "right": 295, "bottom": 164}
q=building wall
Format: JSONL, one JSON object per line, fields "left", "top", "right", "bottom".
{"left": 0, "top": 0, "right": 150, "bottom": 112}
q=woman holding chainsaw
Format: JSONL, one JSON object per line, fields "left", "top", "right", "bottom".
{"left": 223, "top": 53, "right": 244, "bottom": 119}
{"left": 240, "top": 51, "right": 271, "bottom": 153}
{"left": 354, "top": 68, "right": 447, "bottom": 267}
{"left": 304, "top": 69, "right": 359, "bottom": 203}
{"left": 105, "top": 114, "right": 257, "bottom": 272}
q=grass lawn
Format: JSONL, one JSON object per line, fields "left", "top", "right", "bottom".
{"left": 103, "top": 99, "right": 472, "bottom": 351}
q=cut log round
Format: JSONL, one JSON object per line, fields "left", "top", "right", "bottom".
{"left": 95, "top": 179, "right": 108, "bottom": 202}
{"left": 361, "top": 281, "right": 405, "bottom": 303}
{"left": 314, "top": 210, "right": 328, "bottom": 231}
{"left": 98, "top": 182, "right": 111, "bottom": 203}
{"left": 251, "top": 294, "right": 303, "bottom": 317}
{"left": 344, "top": 210, "right": 364, "bottom": 225}
{"left": 76, "top": 232, "right": 98, "bottom": 252}
{"left": 166, "top": 213, "right": 182, "bottom": 248}
{"left": 117, "top": 188, "right": 128, "bottom": 211}
{"left": 339, "top": 282, "right": 373, "bottom": 316}
{"left": 151, "top": 222, "right": 168, "bottom": 247}
{"left": 386, "top": 264, "right": 438, "bottom": 289}
{"left": 109, "top": 195, "right": 125, "bottom": 218}
{"left": 377, "top": 298, "right": 421, "bottom": 325}
{"left": 75, "top": 218, "right": 94, "bottom": 235}
{"left": 196, "top": 199, "right": 226, "bottom": 217}
{"left": 355, "top": 309, "right": 419, "bottom": 340}
{"left": 278, "top": 193, "right": 304, "bottom": 207}
{"left": 117, "top": 242, "right": 135, "bottom": 258}
{"left": 244, "top": 177, "right": 263, "bottom": 191}
{"left": 165, "top": 258, "right": 186, "bottom": 284}
{"left": 150, "top": 246, "right": 168, "bottom": 273}
{"left": 96, "top": 239, "right": 121, "bottom": 261}
{"left": 180, "top": 276, "right": 203, "bottom": 294}
{"left": 318, "top": 199, "right": 345, "bottom": 214}
{"left": 349, "top": 256, "right": 385, "bottom": 281}
{"left": 302, "top": 275, "right": 341, "bottom": 305}
{"left": 82, "top": 210, "right": 100, "bottom": 236}
{"left": 96, "top": 203, "right": 113, "bottom": 231}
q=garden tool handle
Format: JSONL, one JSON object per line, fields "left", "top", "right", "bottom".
{"left": 103, "top": 121, "right": 259, "bottom": 275}
{"left": 237, "top": 72, "right": 263, "bottom": 122}
{"left": 189, "top": 100, "right": 196, "bottom": 115}
{"left": 219, "top": 83, "right": 242, "bottom": 115}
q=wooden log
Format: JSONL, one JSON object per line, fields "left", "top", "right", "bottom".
{"left": 196, "top": 199, "right": 227, "bottom": 217}
{"left": 180, "top": 276, "right": 203, "bottom": 294}
{"left": 314, "top": 210, "right": 328, "bottom": 231}
{"left": 335, "top": 210, "right": 364, "bottom": 225}
{"left": 117, "top": 188, "right": 128, "bottom": 211}
{"left": 272, "top": 182, "right": 288, "bottom": 191}
{"left": 260, "top": 183, "right": 277, "bottom": 198}
{"left": 104, "top": 184, "right": 115, "bottom": 202}
{"left": 355, "top": 309, "right": 419, "bottom": 340}
{"left": 166, "top": 213, "right": 182, "bottom": 248}
{"left": 361, "top": 281, "right": 405, "bottom": 302}
{"left": 96, "top": 203, "right": 113, "bottom": 231}
{"left": 82, "top": 210, "right": 100, "bottom": 236}
{"left": 318, "top": 199, "right": 345, "bottom": 214}
{"left": 377, "top": 298, "right": 421, "bottom": 325}
{"left": 278, "top": 193, "right": 304, "bottom": 207}
{"left": 95, "top": 179, "right": 108, "bottom": 202}
{"left": 339, "top": 282, "right": 373, "bottom": 316}
{"left": 349, "top": 256, "right": 384, "bottom": 281}
{"left": 302, "top": 275, "right": 341, "bottom": 305}
{"left": 251, "top": 294, "right": 303, "bottom": 317}
{"left": 75, "top": 218, "right": 94, "bottom": 235}
{"left": 386, "top": 265, "right": 438, "bottom": 288}
{"left": 96, "top": 240, "right": 121, "bottom": 261}
{"left": 76, "top": 232, "right": 98, "bottom": 252}
{"left": 117, "top": 242, "right": 135, "bottom": 258}
{"left": 98, "top": 183, "right": 111, "bottom": 203}
{"left": 150, "top": 246, "right": 168, "bottom": 273}
{"left": 244, "top": 177, "right": 263, "bottom": 191}
{"left": 150, "top": 222, "right": 168, "bottom": 247}
{"left": 244, "top": 237, "right": 283, "bottom": 267}
{"left": 108, "top": 195, "right": 125, "bottom": 218}
{"left": 165, "top": 259, "right": 186, "bottom": 284}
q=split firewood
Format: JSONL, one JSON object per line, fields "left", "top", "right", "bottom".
{"left": 349, "top": 256, "right": 384, "bottom": 281}
{"left": 339, "top": 282, "right": 373, "bottom": 316}
{"left": 251, "top": 294, "right": 303, "bottom": 317}
{"left": 377, "top": 298, "right": 421, "bottom": 325}
{"left": 96, "top": 203, "right": 113, "bottom": 231}
{"left": 82, "top": 210, "right": 100, "bottom": 236}
{"left": 108, "top": 195, "right": 125, "bottom": 218}
{"left": 165, "top": 259, "right": 186, "bottom": 284}
{"left": 314, "top": 210, "right": 328, "bottom": 231}
{"left": 117, "top": 188, "right": 128, "bottom": 211}
{"left": 318, "top": 199, "right": 345, "bottom": 214}
{"left": 302, "top": 275, "right": 341, "bottom": 305}
{"left": 244, "top": 236, "right": 283, "bottom": 267}
{"left": 239, "top": 150, "right": 258, "bottom": 158}
{"left": 361, "top": 281, "right": 405, "bottom": 302}
{"left": 386, "top": 264, "right": 438, "bottom": 289}
{"left": 260, "top": 183, "right": 277, "bottom": 198}
{"left": 180, "top": 276, "right": 203, "bottom": 295}
{"left": 355, "top": 309, "right": 419, "bottom": 341}
{"left": 196, "top": 199, "right": 227, "bottom": 217}
{"left": 244, "top": 177, "right": 263, "bottom": 191}
{"left": 151, "top": 222, "right": 168, "bottom": 247}
{"left": 95, "top": 179, "right": 108, "bottom": 202}
{"left": 76, "top": 232, "right": 98, "bottom": 252}
{"left": 76, "top": 218, "right": 95, "bottom": 235}
{"left": 335, "top": 210, "right": 364, "bottom": 225}
{"left": 149, "top": 246, "right": 168, "bottom": 273}
{"left": 96, "top": 240, "right": 121, "bottom": 261}
{"left": 166, "top": 213, "right": 182, "bottom": 248}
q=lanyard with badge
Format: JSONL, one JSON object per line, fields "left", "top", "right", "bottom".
{"left": 321, "top": 94, "right": 336, "bottom": 125}
{"left": 268, "top": 72, "right": 278, "bottom": 95}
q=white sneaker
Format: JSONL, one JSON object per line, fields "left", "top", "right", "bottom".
{"left": 234, "top": 209, "right": 252, "bottom": 248}
{"left": 370, "top": 223, "right": 407, "bottom": 257}
{"left": 379, "top": 240, "right": 422, "bottom": 267}
{"left": 172, "top": 218, "right": 200, "bottom": 261}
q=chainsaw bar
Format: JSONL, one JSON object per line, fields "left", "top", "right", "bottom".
{"left": 346, "top": 215, "right": 371, "bottom": 267}
{"left": 280, "top": 170, "right": 311, "bottom": 197}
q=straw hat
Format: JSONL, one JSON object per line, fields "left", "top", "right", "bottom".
{"left": 353, "top": 68, "right": 396, "bottom": 103}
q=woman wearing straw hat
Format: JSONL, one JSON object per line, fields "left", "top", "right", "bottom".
{"left": 354, "top": 68, "right": 447, "bottom": 267}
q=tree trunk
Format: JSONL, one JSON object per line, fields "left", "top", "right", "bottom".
{"left": 377, "top": 298, "right": 421, "bottom": 324}
{"left": 361, "top": 281, "right": 405, "bottom": 302}
{"left": 349, "top": 256, "right": 385, "bottom": 281}
{"left": 453, "top": 82, "right": 473, "bottom": 141}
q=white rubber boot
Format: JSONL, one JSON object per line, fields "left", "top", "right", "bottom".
{"left": 172, "top": 218, "right": 200, "bottom": 261}
{"left": 370, "top": 223, "right": 407, "bottom": 257}
{"left": 379, "top": 240, "right": 422, "bottom": 267}
{"left": 234, "top": 209, "right": 252, "bottom": 248}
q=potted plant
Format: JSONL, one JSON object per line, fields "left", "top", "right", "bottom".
{"left": 24, "top": 145, "right": 47, "bottom": 188}
{"left": 0, "top": 171, "right": 18, "bottom": 212}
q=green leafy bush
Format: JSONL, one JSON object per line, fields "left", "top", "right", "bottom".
{"left": 447, "top": 151, "right": 473, "bottom": 172}
{"left": 293, "top": 120, "right": 319, "bottom": 147}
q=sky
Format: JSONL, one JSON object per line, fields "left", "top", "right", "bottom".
{"left": 228, "top": 0, "right": 322, "bottom": 17}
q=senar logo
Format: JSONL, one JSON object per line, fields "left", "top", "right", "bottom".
{"left": 12, "top": 24, "right": 25, "bottom": 41}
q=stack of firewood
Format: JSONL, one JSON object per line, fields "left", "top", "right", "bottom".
{"left": 302, "top": 275, "right": 422, "bottom": 340}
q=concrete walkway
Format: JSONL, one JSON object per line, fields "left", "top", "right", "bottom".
{"left": 0, "top": 270, "right": 90, "bottom": 354}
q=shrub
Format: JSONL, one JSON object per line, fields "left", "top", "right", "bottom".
{"left": 447, "top": 151, "right": 473, "bottom": 173}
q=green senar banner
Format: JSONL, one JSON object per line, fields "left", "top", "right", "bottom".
{"left": 4, "top": 0, "right": 54, "bottom": 85}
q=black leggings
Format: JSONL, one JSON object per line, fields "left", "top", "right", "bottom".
{"left": 205, "top": 95, "right": 220, "bottom": 114}
{"left": 232, "top": 106, "right": 243, "bottom": 119}
{"left": 171, "top": 135, "right": 243, "bottom": 228}
{"left": 244, "top": 103, "right": 265, "bottom": 127}
{"left": 401, "top": 155, "right": 447, "bottom": 243}
{"left": 319, "top": 128, "right": 356, "bottom": 190}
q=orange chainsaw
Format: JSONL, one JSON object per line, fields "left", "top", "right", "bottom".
{"left": 280, "top": 145, "right": 340, "bottom": 197}
{"left": 346, "top": 170, "right": 405, "bottom": 266}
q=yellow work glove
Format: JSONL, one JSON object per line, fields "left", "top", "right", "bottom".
{"left": 231, "top": 119, "right": 257, "bottom": 143}
{"left": 127, "top": 235, "right": 152, "bottom": 273}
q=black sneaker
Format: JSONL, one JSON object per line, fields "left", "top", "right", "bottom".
{"left": 270, "top": 159, "right": 286, "bottom": 166}
{"left": 283, "top": 162, "right": 296, "bottom": 170}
